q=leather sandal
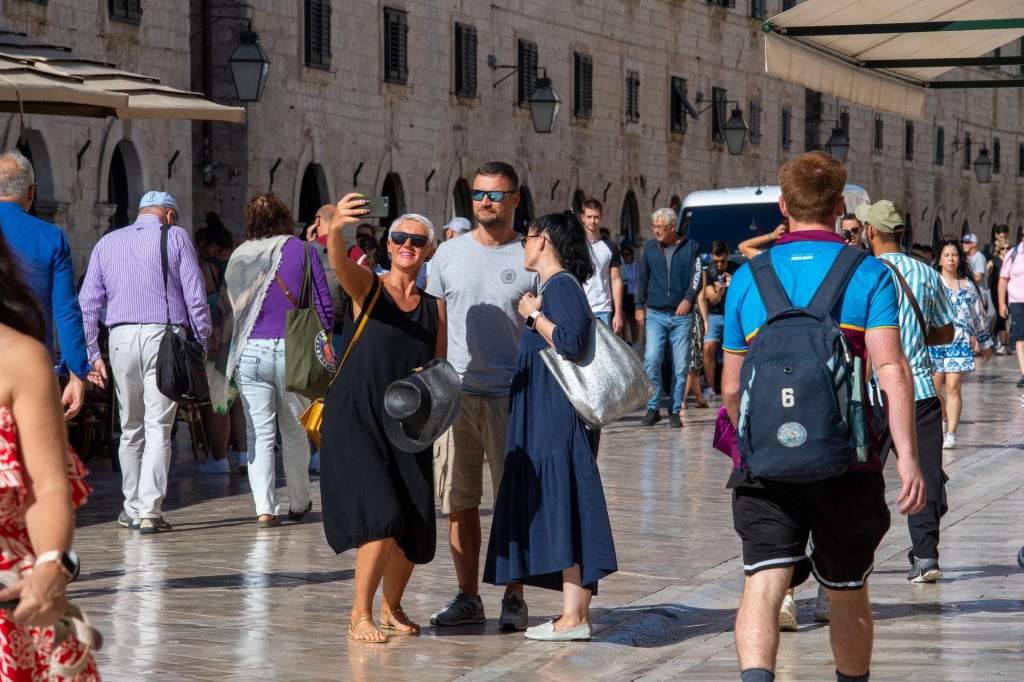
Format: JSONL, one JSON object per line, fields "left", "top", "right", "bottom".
{"left": 380, "top": 604, "right": 420, "bottom": 635}
{"left": 348, "top": 616, "right": 388, "bottom": 643}
{"left": 256, "top": 515, "right": 281, "bottom": 528}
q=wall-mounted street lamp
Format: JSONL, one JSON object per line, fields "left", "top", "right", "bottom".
{"left": 825, "top": 126, "right": 850, "bottom": 163}
{"left": 489, "top": 55, "right": 560, "bottom": 134}
{"left": 228, "top": 22, "right": 270, "bottom": 102}
{"left": 952, "top": 134, "right": 993, "bottom": 185}
{"left": 693, "top": 93, "right": 748, "bottom": 155}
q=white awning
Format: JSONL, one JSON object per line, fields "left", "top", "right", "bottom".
{"left": 763, "top": 0, "right": 1024, "bottom": 118}
{"left": 0, "top": 30, "right": 245, "bottom": 123}
{"left": 0, "top": 56, "right": 127, "bottom": 117}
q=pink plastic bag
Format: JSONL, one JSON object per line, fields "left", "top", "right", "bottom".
{"left": 712, "top": 406, "right": 742, "bottom": 470}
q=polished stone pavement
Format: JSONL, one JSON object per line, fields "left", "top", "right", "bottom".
{"left": 70, "top": 357, "right": 1024, "bottom": 681}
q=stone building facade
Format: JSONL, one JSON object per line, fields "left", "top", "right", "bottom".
{"left": 2, "top": 0, "right": 1023, "bottom": 272}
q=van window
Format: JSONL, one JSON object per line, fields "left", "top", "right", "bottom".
{"left": 679, "top": 203, "right": 785, "bottom": 255}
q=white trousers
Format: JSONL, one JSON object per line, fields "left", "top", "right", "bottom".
{"left": 236, "top": 337, "right": 311, "bottom": 517}
{"left": 109, "top": 324, "right": 179, "bottom": 519}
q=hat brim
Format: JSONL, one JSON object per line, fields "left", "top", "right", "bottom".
{"left": 382, "top": 359, "right": 462, "bottom": 452}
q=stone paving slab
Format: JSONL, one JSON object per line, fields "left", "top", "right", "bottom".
{"left": 68, "top": 358, "right": 1024, "bottom": 680}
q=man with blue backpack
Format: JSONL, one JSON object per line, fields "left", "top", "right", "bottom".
{"left": 721, "top": 151, "right": 926, "bottom": 682}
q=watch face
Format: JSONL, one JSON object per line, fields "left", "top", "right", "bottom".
{"left": 65, "top": 550, "right": 81, "bottom": 580}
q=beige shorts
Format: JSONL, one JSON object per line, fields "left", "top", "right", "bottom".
{"left": 434, "top": 393, "right": 508, "bottom": 514}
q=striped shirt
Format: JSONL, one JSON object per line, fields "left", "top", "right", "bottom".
{"left": 79, "top": 213, "right": 211, "bottom": 361}
{"left": 878, "top": 252, "right": 956, "bottom": 401}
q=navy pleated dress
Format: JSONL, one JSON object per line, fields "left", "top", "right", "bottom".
{"left": 484, "top": 271, "right": 618, "bottom": 592}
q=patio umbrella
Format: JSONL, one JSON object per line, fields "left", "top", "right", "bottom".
{"left": 0, "top": 56, "right": 127, "bottom": 117}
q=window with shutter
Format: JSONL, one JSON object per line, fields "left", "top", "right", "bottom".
{"left": 873, "top": 115, "right": 884, "bottom": 154}
{"left": 935, "top": 126, "right": 945, "bottom": 166}
{"left": 708, "top": 0, "right": 735, "bottom": 7}
{"left": 994, "top": 139, "right": 1002, "bottom": 174}
{"left": 455, "top": 23, "right": 477, "bottom": 97}
{"left": 782, "top": 0, "right": 798, "bottom": 9}
{"left": 574, "top": 53, "right": 593, "bottom": 119}
{"left": 839, "top": 109, "right": 850, "bottom": 137}
{"left": 749, "top": 100, "right": 761, "bottom": 145}
{"left": 384, "top": 8, "right": 409, "bottom": 84}
{"left": 305, "top": 0, "right": 332, "bottom": 69}
{"left": 711, "top": 87, "right": 727, "bottom": 142}
{"left": 1017, "top": 142, "right": 1024, "bottom": 177}
{"left": 110, "top": 0, "right": 142, "bottom": 23}
{"left": 750, "top": 0, "right": 766, "bottom": 18}
{"left": 670, "top": 76, "right": 688, "bottom": 134}
{"left": 782, "top": 107, "right": 792, "bottom": 150}
{"left": 625, "top": 71, "right": 640, "bottom": 124}
{"left": 517, "top": 40, "right": 538, "bottom": 106}
{"left": 904, "top": 121, "right": 914, "bottom": 161}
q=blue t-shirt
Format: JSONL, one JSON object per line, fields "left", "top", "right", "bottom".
{"left": 723, "top": 232, "right": 900, "bottom": 473}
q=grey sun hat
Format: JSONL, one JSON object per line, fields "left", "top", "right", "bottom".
{"left": 382, "top": 359, "right": 462, "bottom": 452}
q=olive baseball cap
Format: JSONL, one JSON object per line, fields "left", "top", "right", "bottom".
{"left": 855, "top": 200, "right": 906, "bottom": 234}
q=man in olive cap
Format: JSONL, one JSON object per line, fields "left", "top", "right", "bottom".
{"left": 861, "top": 199, "right": 956, "bottom": 582}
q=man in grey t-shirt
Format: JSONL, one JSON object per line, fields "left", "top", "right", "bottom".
{"left": 426, "top": 161, "right": 538, "bottom": 631}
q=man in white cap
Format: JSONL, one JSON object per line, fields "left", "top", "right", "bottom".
{"left": 80, "top": 191, "right": 211, "bottom": 534}
{"left": 961, "top": 233, "right": 993, "bottom": 330}
{"left": 443, "top": 216, "right": 472, "bottom": 241}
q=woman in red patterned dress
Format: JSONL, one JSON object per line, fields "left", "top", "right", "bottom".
{"left": 0, "top": 230, "right": 99, "bottom": 680}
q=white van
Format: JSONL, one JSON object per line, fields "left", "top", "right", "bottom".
{"left": 677, "top": 185, "right": 871, "bottom": 257}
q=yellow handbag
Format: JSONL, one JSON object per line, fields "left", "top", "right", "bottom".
{"left": 300, "top": 278, "right": 381, "bottom": 449}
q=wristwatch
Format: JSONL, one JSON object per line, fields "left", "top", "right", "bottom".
{"left": 526, "top": 310, "right": 544, "bottom": 330}
{"left": 34, "top": 550, "right": 80, "bottom": 582}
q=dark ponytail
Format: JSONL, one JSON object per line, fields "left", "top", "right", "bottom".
{"left": 0, "top": 228, "right": 45, "bottom": 342}
{"left": 529, "top": 211, "right": 594, "bottom": 284}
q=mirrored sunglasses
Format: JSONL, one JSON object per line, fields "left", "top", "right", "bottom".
{"left": 471, "top": 189, "right": 516, "bottom": 202}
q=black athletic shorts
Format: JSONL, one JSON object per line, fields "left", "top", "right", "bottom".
{"left": 732, "top": 471, "right": 890, "bottom": 590}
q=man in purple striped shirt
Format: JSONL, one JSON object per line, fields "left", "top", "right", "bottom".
{"left": 80, "top": 191, "right": 211, "bottom": 535}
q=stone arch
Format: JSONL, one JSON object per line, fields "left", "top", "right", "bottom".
{"left": 452, "top": 178, "right": 472, "bottom": 221}
{"left": 297, "top": 162, "right": 329, "bottom": 231}
{"left": 620, "top": 190, "right": 640, "bottom": 243}
{"left": 572, "top": 189, "right": 587, "bottom": 214}
{"left": 380, "top": 172, "right": 405, "bottom": 230}
{"left": 105, "top": 139, "right": 145, "bottom": 232}
{"left": 515, "top": 184, "right": 535, "bottom": 234}
{"left": 17, "top": 129, "right": 55, "bottom": 216}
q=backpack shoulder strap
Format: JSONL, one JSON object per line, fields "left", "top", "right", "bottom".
{"left": 807, "top": 246, "right": 867, "bottom": 314}
{"left": 749, "top": 250, "right": 792, "bottom": 315}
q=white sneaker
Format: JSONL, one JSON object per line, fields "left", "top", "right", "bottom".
{"left": 778, "top": 594, "right": 798, "bottom": 632}
{"left": 702, "top": 387, "right": 716, "bottom": 401}
{"left": 942, "top": 432, "right": 956, "bottom": 449}
{"left": 197, "top": 457, "right": 229, "bottom": 474}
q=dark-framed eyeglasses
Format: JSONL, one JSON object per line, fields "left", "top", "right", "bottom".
{"left": 390, "top": 232, "right": 429, "bottom": 247}
{"left": 520, "top": 233, "right": 545, "bottom": 247}
{"left": 471, "top": 189, "right": 517, "bottom": 202}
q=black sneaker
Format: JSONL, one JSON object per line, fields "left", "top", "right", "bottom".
{"left": 907, "top": 555, "right": 942, "bottom": 583}
{"left": 1017, "top": 375, "right": 1024, "bottom": 388}
{"left": 640, "top": 409, "right": 661, "bottom": 426}
{"left": 668, "top": 412, "right": 682, "bottom": 428}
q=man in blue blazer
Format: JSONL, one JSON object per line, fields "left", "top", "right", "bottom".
{"left": 0, "top": 151, "right": 95, "bottom": 418}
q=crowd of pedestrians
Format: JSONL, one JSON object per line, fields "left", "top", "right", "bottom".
{"left": 0, "top": 146, "right": 1022, "bottom": 680}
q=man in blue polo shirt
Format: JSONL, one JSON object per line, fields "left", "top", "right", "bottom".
{"left": 0, "top": 150, "right": 93, "bottom": 418}
{"left": 721, "top": 152, "right": 926, "bottom": 682}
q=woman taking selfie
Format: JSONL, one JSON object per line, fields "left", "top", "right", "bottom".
{"left": 320, "top": 196, "right": 447, "bottom": 643}
{"left": 484, "top": 211, "right": 618, "bottom": 642}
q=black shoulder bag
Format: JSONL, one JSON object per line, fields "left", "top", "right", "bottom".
{"left": 155, "top": 225, "right": 210, "bottom": 404}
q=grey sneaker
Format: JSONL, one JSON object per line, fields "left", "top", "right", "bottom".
{"left": 138, "top": 517, "right": 173, "bottom": 535}
{"left": 813, "top": 584, "right": 830, "bottom": 622}
{"left": 429, "top": 592, "right": 486, "bottom": 626}
{"left": 498, "top": 592, "right": 529, "bottom": 631}
{"left": 116, "top": 510, "right": 135, "bottom": 528}
{"left": 907, "top": 555, "right": 942, "bottom": 583}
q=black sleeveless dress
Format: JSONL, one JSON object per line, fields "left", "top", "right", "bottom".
{"left": 320, "top": 276, "right": 438, "bottom": 563}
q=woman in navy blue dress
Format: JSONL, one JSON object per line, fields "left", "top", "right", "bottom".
{"left": 484, "top": 212, "right": 618, "bottom": 642}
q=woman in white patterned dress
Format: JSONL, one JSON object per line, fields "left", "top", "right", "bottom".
{"left": 928, "top": 238, "right": 993, "bottom": 449}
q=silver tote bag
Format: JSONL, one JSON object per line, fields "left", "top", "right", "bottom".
{"left": 541, "top": 317, "right": 655, "bottom": 429}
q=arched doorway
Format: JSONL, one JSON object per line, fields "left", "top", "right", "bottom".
{"left": 931, "top": 217, "right": 943, "bottom": 247}
{"left": 381, "top": 173, "right": 405, "bottom": 234}
{"left": 572, "top": 189, "right": 586, "bottom": 215}
{"left": 106, "top": 141, "right": 144, "bottom": 231}
{"left": 298, "top": 163, "right": 329, "bottom": 233}
{"left": 620, "top": 191, "right": 639, "bottom": 243}
{"left": 514, "top": 185, "right": 534, "bottom": 234}
{"left": 452, "top": 178, "right": 472, "bottom": 221}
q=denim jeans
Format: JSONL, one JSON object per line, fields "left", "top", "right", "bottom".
{"left": 593, "top": 311, "right": 612, "bottom": 327}
{"left": 643, "top": 308, "right": 694, "bottom": 413}
{"left": 236, "top": 338, "right": 311, "bottom": 517}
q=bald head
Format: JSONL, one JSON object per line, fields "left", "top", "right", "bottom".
{"left": 306, "top": 203, "right": 335, "bottom": 240}
{"left": 0, "top": 151, "right": 35, "bottom": 208}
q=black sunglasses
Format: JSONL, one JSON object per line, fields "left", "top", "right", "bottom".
{"left": 390, "top": 232, "right": 429, "bottom": 247}
{"left": 471, "top": 189, "right": 517, "bottom": 202}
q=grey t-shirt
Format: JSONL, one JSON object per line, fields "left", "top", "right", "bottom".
{"left": 426, "top": 231, "right": 539, "bottom": 395}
